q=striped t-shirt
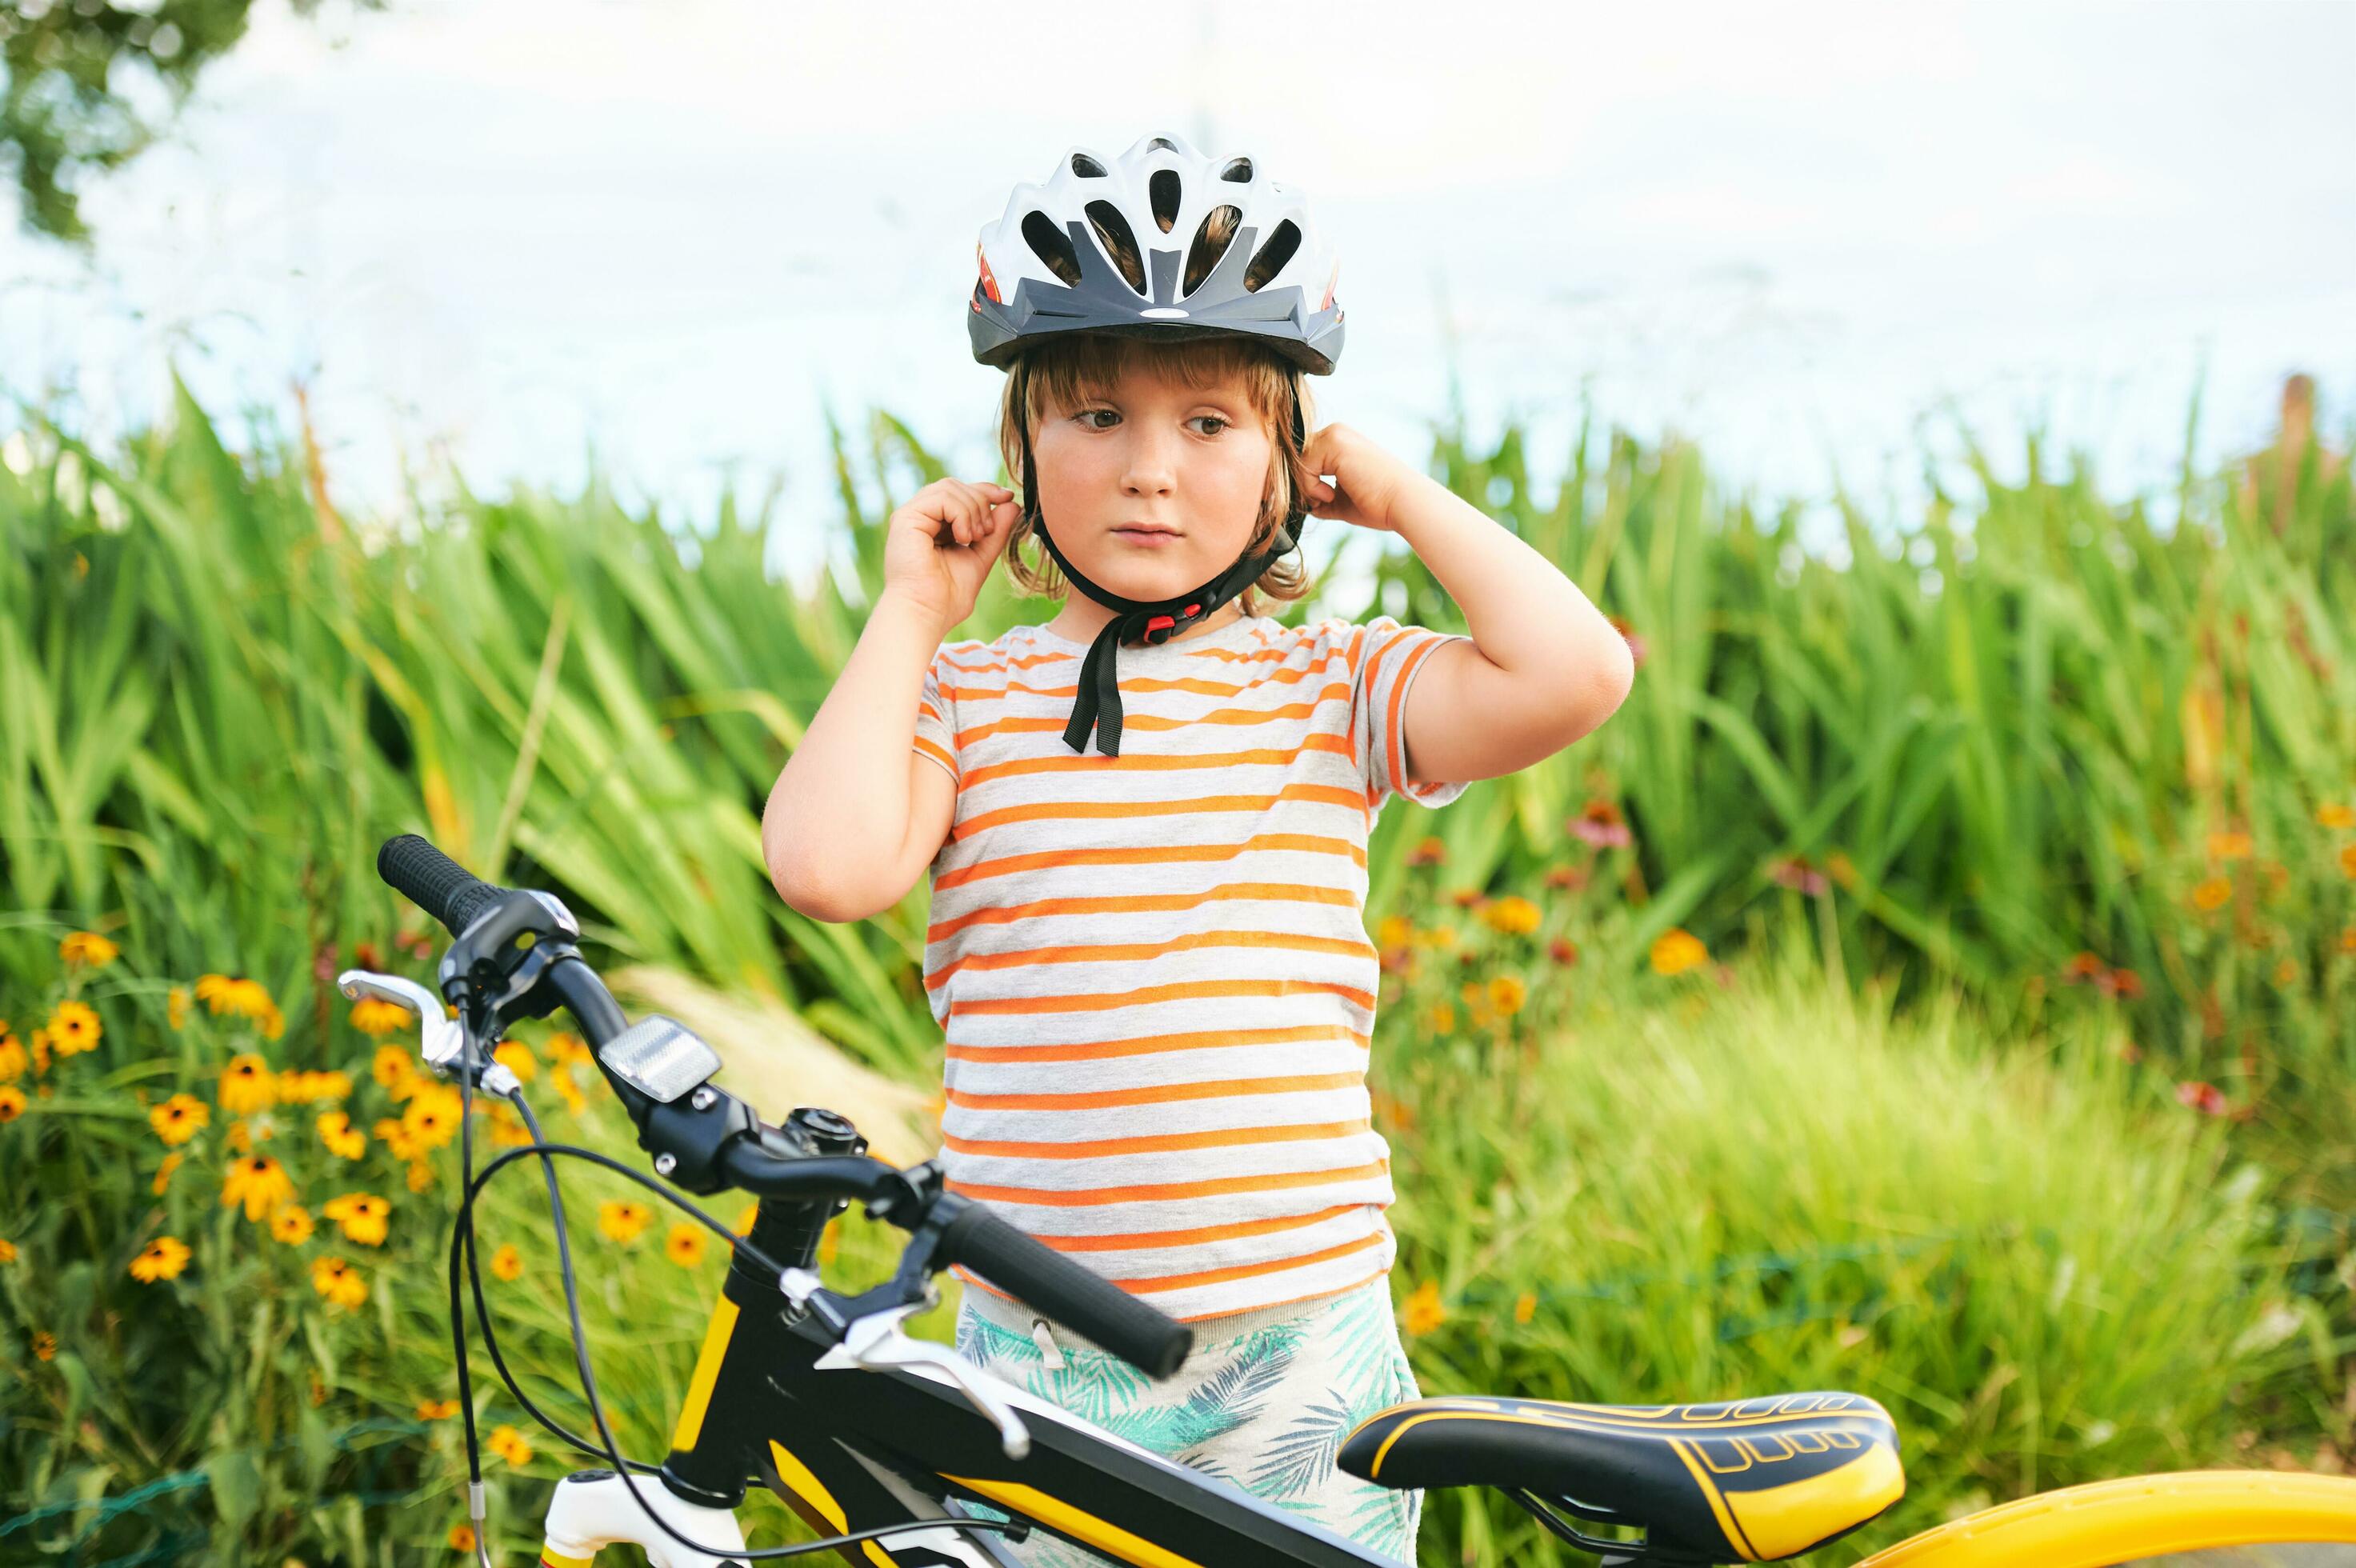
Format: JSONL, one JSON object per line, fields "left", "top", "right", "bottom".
{"left": 911, "top": 611, "right": 1470, "bottom": 1323}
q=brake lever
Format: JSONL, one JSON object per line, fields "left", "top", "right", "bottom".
{"left": 336, "top": 969, "right": 521, "bottom": 1098}
{"left": 814, "top": 1302, "right": 1033, "bottom": 1461}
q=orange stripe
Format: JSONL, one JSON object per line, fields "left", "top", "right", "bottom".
{"left": 948, "top": 974, "right": 1374, "bottom": 1020}
{"left": 1111, "top": 1230, "right": 1386, "bottom": 1293}
{"left": 944, "top": 1117, "right": 1371, "bottom": 1161}
{"left": 954, "top": 1260, "right": 1391, "bottom": 1324}
{"left": 926, "top": 879, "right": 1358, "bottom": 942}
{"left": 932, "top": 832, "right": 1364, "bottom": 893}
{"left": 945, "top": 1070, "right": 1362, "bottom": 1113}
{"left": 947, "top": 1160, "right": 1389, "bottom": 1207}
{"left": 941, "top": 658, "right": 1345, "bottom": 706}
{"left": 1386, "top": 633, "right": 1453, "bottom": 799}
{"left": 927, "top": 928, "right": 1375, "bottom": 990}
{"left": 943, "top": 1022, "right": 1368, "bottom": 1065}
{"left": 958, "top": 735, "right": 1350, "bottom": 787}
{"left": 1038, "top": 1202, "right": 1366, "bottom": 1252}
{"left": 950, "top": 685, "right": 1350, "bottom": 747}
{"left": 953, "top": 782, "right": 1367, "bottom": 842}
{"left": 911, "top": 736, "right": 956, "bottom": 777}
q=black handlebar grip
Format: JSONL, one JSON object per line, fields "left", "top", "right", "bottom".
{"left": 377, "top": 834, "right": 511, "bottom": 939}
{"left": 938, "top": 1203, "right": 1192, "bottom": 1379}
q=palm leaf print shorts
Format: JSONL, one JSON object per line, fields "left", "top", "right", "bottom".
{"left": 951, "top": 1273, "right": 1425, "bottom": 1566}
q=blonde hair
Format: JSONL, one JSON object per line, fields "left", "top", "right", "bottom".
{"left": 994, "top": 330, "right": 1317, "bottom": 617}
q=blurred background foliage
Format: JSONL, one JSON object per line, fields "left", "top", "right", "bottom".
{"left": 0, "top": 376, "right": 2351, "bottom": 1561}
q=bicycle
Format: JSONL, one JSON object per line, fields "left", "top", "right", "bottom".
{"left": 359, "top": 832, "right": 2356, "bottom": 1567}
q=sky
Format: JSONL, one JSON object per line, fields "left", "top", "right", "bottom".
{"left": 3, "top": 0, "right": 2352, "bottom": 594}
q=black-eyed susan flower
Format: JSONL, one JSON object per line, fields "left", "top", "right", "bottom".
{"left": 1404, "top": 836, "right": 1446, "bottom": 867}
{"left": 664, "top": 1223, "right": 707, "bottom": 1269}
{"left": 400, "top": 1084, "right": 462, "bottom": 1152}
{"left": 490, "top": 1244, "right": 522, "bottom": 1282}
{"left": 597, "top": 1201, "right": 652, "bottom": 1245}
{"left": 47, "top": 1000, "right": 100, "bottom": 1057}
{"left": 1480, "top": 896, "right": 1542, "bottom": 937}
{"left": 310, "top": 1255, "right": 367, "bottom": 1310}
{"left": 166, "top": 986, "right": 190, "bottom": 1030}
{"left": 222, "top": 1156, "right": 295, "bottom": 1222}
{"left": 130, "top": 1236, "right": 191, "bottom": 1282}
{"left": 2207, "top": 830, "right": 2254, "bottom": 862}
{"left": 544, "top": 1031, "right": 591, "bottom": 1069}
{"left": 486, "top": 1102, "right": 533, "bottom": 1148}
{"left": 370, "top": 1043, "right": 414, "bottom": 1094}
{"left": 1400, "top": 1280, "right": 1447, "bottom": 1336}
{"left": 317, "top": 1110, "right": 366, "bottom": 1160}
{"left": 486, "top": 1424, "right": 533, "bottom": 1466}
{"left": 416, "top": 1398, "right": 460, "bottom": 1420}
{"left": 1487, "top": 974, "right": 1528, "bottom": 1016}
{"left": 349, "top": 998, "right": 414, "bottom": 1037}
{"left": 32, "top": 1330, "right": 56, "bottom": 1360}
{"left": 152, "top": 1152, "right": 183, "bottom": 1194}
{"left": 0, "top": 1086, "right": 30, "bottom": 1122}
{"left": 322, "top": 1193, "right": 390, "bottom": 1247}
{"left": 449, "top": 1524, "right": 478, "bottom": 1551}
{"left": 0, "top": 1032, "right": 22, "bottom": 1082}
{"left": 58, "top": 931, "right": 118, "bottom": 968}
{"left": 2317, "top": 803, "right": 2354, "bottom": 830}
{"left": 2190, "top": 877, "right": 2233, "bottom": 912}
{"left": 1513, "top": 1290, "right": 1537, "bottom": 1326}
{"left": 270, "top": 1204, "right": 314, "bottom": 1246}
{"left": 2340, "top": 844, "right": 2356, "bottom": 879}
{"left": 0, "top": 1238, "right": 17, "bottom": 1264}
{"left": 149, "top": 1094, "right": 210, "bottom": 1146}
{"left": 1650, "top": 928, "right": 1707, "bottom": 976}
{"left": 492, "top": 1039, "right": 537, "bottom": 1083}
{"left": 218, "top": 1054, "right": 276, "bottom": 1115}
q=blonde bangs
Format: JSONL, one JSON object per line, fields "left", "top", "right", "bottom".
{"left": 994, "top": 332, "right": 1318, "bottom": 614}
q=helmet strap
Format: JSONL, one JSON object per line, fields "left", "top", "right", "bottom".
{"left": 1014, "top": 378, "right": 1308, "bottom": 758}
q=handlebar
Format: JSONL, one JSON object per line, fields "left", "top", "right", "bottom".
{"left": 377, "top": 833, "right": 1194, "bottom": 1380}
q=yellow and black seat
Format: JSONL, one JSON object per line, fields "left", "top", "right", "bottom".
{"left": 1338, "top": 1392, "right": 1904, "bottom": 1565}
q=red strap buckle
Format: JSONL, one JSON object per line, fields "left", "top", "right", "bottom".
{"left": 1145, "top": 614, "right": 1176, "bottom": 633}
{"left": 1182, "top": 603, "right": 1202, "bottom": 618}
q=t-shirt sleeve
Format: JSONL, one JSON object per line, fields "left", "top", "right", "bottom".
{"left": 1350, "top": 615, "right": 1473, "bottom": 810}
{"left": 912, "top": 648, "right": 958, "bottom": 784}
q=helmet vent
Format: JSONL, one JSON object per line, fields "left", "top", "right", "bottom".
{"left": 1070, "top": 153, "right": 1108, "bottom": 178}
{"left": 1146, "top": 136, "right": 1179, "bottom": 153}
{"left": 1218, "top": 157, "right": 1253, "bottom": 183}
{"left": 1021, "top": 210, "right": 1083, "bottom": 287}
{"left": 1241, "top": 219, "right": 1301, "bottom": 293}
{"left": 1148, "top": 170, "right": 1181, "bottom": 234}
{"left": 1182, "top": 205, "right": 1242, "bottom": 297}
{"left": 1083, "top": 200, "right": 1148, "bottom": 294}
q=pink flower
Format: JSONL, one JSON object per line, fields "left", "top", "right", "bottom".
{"left": 2174, "top": 1081, "right": 2229, "bottom": 1117}
{"left": 1569, "top": 800, "right": 1632, "bottom": 850}
{"left": 1768, "top": 857, "right": 1830, "bottom": 896}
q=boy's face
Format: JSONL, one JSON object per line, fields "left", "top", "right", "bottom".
{"left": 1031, "top": 353, "right": 1272, "bottom": 602}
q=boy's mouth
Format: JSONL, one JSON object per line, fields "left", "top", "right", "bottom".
{"left": 1112, "top": 524, "right": 1182, "bottom": 546}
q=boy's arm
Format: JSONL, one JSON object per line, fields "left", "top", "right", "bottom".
{"left": 1306, "top": 433, "right": 1635, "bottom": 787}
{"left": 764, "top": 590, "right": 958, "bottom": 922}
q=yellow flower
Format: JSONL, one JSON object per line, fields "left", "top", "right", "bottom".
{"left": 0, "top": 1085, "right": 26, "bottom": 1122}
{"left": 222, "top": 1157, "right": 295, "bottom": 1222}
{"left": 218, "top": 1054, "right": 277, "bottom": 1115}
{"left": 270, "top": 1204, "right": 315, "bottom": 1246}
{"left": 47, "top": 1000, "right": 101, "bottom": 1057}
{"left": 374, "top": 1117, "right": 420, "bottom": 1161}
{"left": 734, "top": 1203, "right": 758, "bottom": 1236}
{"left": 58, "top": 931, "right": 119, "bottom": 968}
{"left": 598, "top": 1201, "right": 653, "bottom": 1245}
{"left": 1487, "top": 975, "right": 1528, "bottom": 1017}
{"left": 449, "top": 1524, "right": 478, "bottom": 1552}
{"left": 1481, "top": 897, "right": 1542, "bottom": 937}
{"left": 2341, "top": 844, "right": 2356, "bottom": 879}
{"left": 2190, "top": 877, "right": 2233, "bottom": 912}
{"left": 149, "top": 1094, "right": 210, "bottom": 1146}
{"left": 277, "top": 1070, "right": 354, "bottom": 1106}
{"left": 1376, "top": 914, "right": 1413, "bottom": 950}
{"left": 317, "top": 1110, "right": 366, "bottom": 1161}
{"left": 665, "top": 1224, "right": 707, "bottom": 1269}
{"left": 0, "top": 1238, "right": 14, "bottom": 1264}
{"left": 152, "top": 1152, "right": 183, "bottom": 1194}
{"left": 2274, "top": 958, "right": 2299, "bottom": 987}
{"left": 1513, "top": 1290, "right": 1537, "bottom": 1325}
{"left": 490, "top": 1244, "right": 523, "bottom": 1282}
{"left": 553, "top": 1074, "right": 587, "bottom": 1118}
{"left": 1400, "top": 1279, "right": 1448, "bottom": 1336}
{"left": 545, "top": 1031, "right": 591, "bottom": 1069}
{"left": 401, "top": 1082, "right": 462, "bottom": 1152}
{"left": 2207, "top": 830, "right": 2254, "bottom": 862}
{"left": 370, "top": 1043, "right": 415, "bottom": 1092}
{"left": 493, "top": 1039, "right": 538, "bottom": 1083}
{"left": 416, "top": 1398, "right": 460, "bottom": 1420}
{"left": 33, "top": 1330, "right": 56, "bottom": 1361}
{"left": 1426, "top": 1002, "right": 1456, "bottom": 1034}
{"left": 1650, "top": 929, "right": 1708, "bottom": 976}
{"left": 0, "top": 1034, "right": 22, "bottom": 1082}
{"left": 322, "top": 1193, "right": 390, "bottom": 1247}
{"left": 310, "top": 1255, "right": 367, "bottom": 1310}
{"left": 167, "top": 986, "right": 190, "bottom": 1030}
{"left": 486, "top": 1424, "right": 534, "bottom": 1466}
{"left": 225, "top": 1118, "right": 254, "bottom": 1154}
{"left": 486, "top": 1102, "right": 534, "bottom": 1148}
{"left": 130, "top": 1235, "right": 192, "bottom": 1282}
{"left": 1426, "top": 924, "right": 1458, "bottom": 950}
{"left": 2318, "top": 803, "right": 2355, "bottom": 830}
{"left": 818, "top": 1218, "right": 839, "bottom": 1266}
{"left": 349, "top": 998, "right": 415, "bottom": 1037}
{"left": 406, "top": 1156, "right": 434, "bottom": 1193}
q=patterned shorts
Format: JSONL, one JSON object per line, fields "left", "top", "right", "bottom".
{"left": 951, "top": 1274, "right": 1424, "bottom": 1566}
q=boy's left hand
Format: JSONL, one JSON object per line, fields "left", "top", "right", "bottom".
{"left": 1302, "top": 423, "right": 1417, "bottom": 534}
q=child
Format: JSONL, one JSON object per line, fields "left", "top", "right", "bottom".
{"left": 763, "top": 134, "right": 1634, "bottom": 1565}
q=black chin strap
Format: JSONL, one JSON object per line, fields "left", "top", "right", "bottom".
{"left": 1015, "top": 390, "right": 1308, "bottom": 758}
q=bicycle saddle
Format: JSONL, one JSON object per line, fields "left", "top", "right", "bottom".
{"left": 1338, "top": 1392, "right": 1903, "bottom": 1563}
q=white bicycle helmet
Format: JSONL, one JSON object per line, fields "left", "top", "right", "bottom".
{"left": 968, "top": 133, "right": 1345, "bottom": 376}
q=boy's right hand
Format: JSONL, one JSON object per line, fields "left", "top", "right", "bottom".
{"left": 884, "top": 478, "right": 1021, "bottom": 632}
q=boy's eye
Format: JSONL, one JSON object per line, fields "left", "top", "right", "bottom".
{"left": 1190, "top": 415, "right": 1230, "bottom": 436}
